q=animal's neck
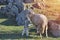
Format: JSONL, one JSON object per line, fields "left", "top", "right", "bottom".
{"left": 29, "top": 14, "right": 35, "bottom": 20}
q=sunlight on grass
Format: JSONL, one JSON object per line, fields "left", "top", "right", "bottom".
{"left": 0, "top": 26, "right": 23, "bottom": 34}
{"left": 0, "top": 5, "right": 6, "bottom": 8}
{"left": 0, "top": 19, "right": 7, "bottom": 23}
{"left": 0, "top": 1, "right": 60, "bottom": 39}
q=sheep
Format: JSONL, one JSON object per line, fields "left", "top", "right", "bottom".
{"left": 25, "top": 9, "right": 48, "bottom": 38}
{"left": 16, "top": 9, "right": 48, "bottom": 37}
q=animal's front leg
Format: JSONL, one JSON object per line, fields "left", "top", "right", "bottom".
{"left": 22, "top": 28, "right": 25, "bottom": 36}
{"left": 36, "top": 26, "right": 39, "bottom": 34}
{"left": 24, "top": 20, "right": 29, "bottom": 36}
{"left": 26, "top": 28, "right": 29, "bottom": 36}
{"left": 40, "top": 33, "right": 42, "bottom": 39}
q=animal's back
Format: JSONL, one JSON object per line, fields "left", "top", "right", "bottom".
{"left": 31, "top": 14, "right": 48, "bottom": 25}
{"left": 39, "top": 14, "right": 48, "bottom": 24}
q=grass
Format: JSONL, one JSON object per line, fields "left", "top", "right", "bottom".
{"left": 0, "top": 1, "right": 60, "bottom": 39}
{"left": 0, "top": 9, "right": 60, "bottom": 40}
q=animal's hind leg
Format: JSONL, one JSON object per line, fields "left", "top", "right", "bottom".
{"left": 41, "top": 24, "right": 46, "bottom": 34}
{"left": 38, "top": 25, "right": 42, "bottom": 38}
{"left": 40, "top": 23, "right": 45, "bottom": 38}
{"left": 45, "top": 25, "right": 48, "bottom": 38}
{"left": 22, "top": 28, "right": 25, "bottom": 36}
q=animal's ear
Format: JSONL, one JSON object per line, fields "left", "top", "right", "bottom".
{"left": 30, "top": 7, "right": 34, "bottom": 10}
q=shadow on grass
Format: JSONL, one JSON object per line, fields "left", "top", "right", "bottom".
{"left": 0, "top": 33, "right": 33, "bottom": 39}
{"left": 29, "top": 28, "right": 36, "bottom": 32}
{"left": 0, "top": 30, "right": 33, "bottom": 39}
{"left": 0, "top": 13, "right": 7, "bottom": 19}
{"left": 0, "top": 28, "right": 58, "bottom": 39}
{"left": 0, "top": 19, "right": 18, "bottom": 26}
{"left": 0, "top": 28, "right": 36, "bottom": 39}
{"left": 0, "top": 12, "right": 24, "bottom": 26}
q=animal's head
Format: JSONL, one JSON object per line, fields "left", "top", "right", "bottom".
{"left": 24, "top": 9, "right": 35, "bottom": 18}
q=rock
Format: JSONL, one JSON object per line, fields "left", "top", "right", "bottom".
{"left": 0, "top": 0, "right": 24, "bottom": 19}
{"left": 13, "top": 1, "right": 24, "bottom": 13}
{"left": 7, "top": 0, "right": 13, "bottom": 3}
{"left": 16, "top": 9, "right": 30, "bottom": 25}
{"left": 48, "top": 20, "right": 60, "bottom": 37}
{"left": 0, "top": 7, "right": 7, "bottom": 16}
{"left": 32, "top": 2, "right": 49, "bottom": 9}
{"left": 24, "top": 0, "right": 35, "bottom": 3}
{"left": 5, "top": 3, "right": 19, "bottom": 18}
{"left": 10, "top": 5, "right": 19, "bottom": 16}
{"left": 32, "top": 2, "right": 45, "bottom": 9}
{"left": 0, "top": 0, "right": 7, "bottom": 4}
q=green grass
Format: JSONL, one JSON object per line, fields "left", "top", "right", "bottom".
{"left": 0, "top": 5, "right": 60, "bottom": 40}
{"left": 0, "top": 12, "right": 60, "bottom": 40}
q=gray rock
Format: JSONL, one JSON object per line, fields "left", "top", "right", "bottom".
{"left": 0, "top": 0, "right": 7, "bottom": 4}
{"left": 10, "top": 5, "right": 19, "bottom": 16}
{"left": 6, "top": 3, "right": 13, "bottom": 9}
{"left": 0, "top": 7, "right": 7, "bottom": 16}
{"left": 0, "top": 0, "right": 24, "bottom": 19}
{"left": 16, "top": 9, "right": 30, "bottom": 25}
{"left": 7, "top": 0, "right": 13, "bottom": 3}
{"left": 5, "top": 3, "right": 19, "bottom": 18}
{"left": 13, "top": 0, "right": 24, "bottom": 13}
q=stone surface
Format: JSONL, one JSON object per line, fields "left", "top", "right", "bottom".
{"left": 32, "top": 2, "right": 45, "bottom": 9}
{"left": 0, "top": 0, "right": 7, "bottom": 4}
{"left": 24, "top": 0, "right": 35, "bottom": 3}
{"left": 7, "top": 0, "right": 13, "bottom": 3}
{"left": 16, "top": 9, "right": 30, "bottom": 25}
{"left": 48, "top": 20, "right": 60, "bottom": 37}
{"left": 6, "top": 3, "right": 19, "bottom": 18}
{"left": 13, "top": 1, "right": 24, "bottom": 13}
{"left": 0, "top": 0, "right": 24, "bottom": 18}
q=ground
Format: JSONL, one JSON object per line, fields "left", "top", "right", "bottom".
{"left": 0, "top": 0, "right": 60, "bottom": 39}
{"left": 0, "top": 14, "right": 60, "bottom": 40}
{"left": 0, "top": 6, "right": 60, "bottom": 40}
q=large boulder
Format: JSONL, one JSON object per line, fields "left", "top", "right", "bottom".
{"left": 7, "top": 0, "right": 14, "bottom": 3}
{"left": 9, "top": 5, "right": 19, "bottom": 16}
{"left": 48, "top": 20, "right": 60, "bottom": 37}
{"left": 13, "top": 1, "right": 24, "bottom": 13}
{"left": 24, "top": 0, "right": 35, "bottom": 3}
{"left": 32, "top": 3, "right": 42, "bottom": 9}
{"left": 0, "top": 0, "right": 24, "bottom": 18}
{"left": 5, "top": 3, "right": 19, "bottom": 18}
{"left": 0, "top": 0, "right": 7, "bottom": 4}
{"left": 0, "top": 7, "right": 7, "bottom": 16}
{"left": 16, "top": 9, "right": 30, "bottom": 25}
{"left": 32, "top": 2, "right": 50, "bottom": 9}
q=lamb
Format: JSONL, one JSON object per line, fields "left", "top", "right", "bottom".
{"left": 26, "top": 9, "right": 48, "bottom": 38}
{"left": 18, "top": 9, "right": 48, "bottom": 37}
